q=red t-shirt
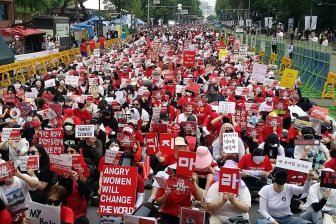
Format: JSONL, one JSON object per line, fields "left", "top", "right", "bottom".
{"left": 162, "top": 153, "right": 177, "bottom": 166}
{"left": 80, "top": 43, "right": 87, "bottom": 53}
{"left": 99, "top": 37, "right": 105, "bottom": 47}
{"left": 325, "top": 158, "right": 336, "bottom": 171}
{"left": 89, "top": 40, "right": 96, "bottom": 50}
{"left": 66, "top": 181, "right": 87, "bottom": 220}
{"left": 73, "top": 108, "right": 92, "bottom": 123}
{"left": 0, "top": 208, "right": 11, "bottom": 223}
{"left": 156, "top": 182, "right": 194, "bottom": 216}
{"left": 195, "top": 160, "right": 218, "bottom": 178}
{"left": 238, "top": 154, "right": 273, "bottom": 171}
{"left": 61, "top": 206, "right": 75, "bottom": 224}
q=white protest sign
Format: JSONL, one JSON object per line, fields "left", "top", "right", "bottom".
{"left": 44, "top": 78, "right": 56, "bottom": 88}
{"left": 1, "top": 128, "right": 20, "bottom": 142}
{"left": 223, "top": 133, "right": 239, "bottom": 153}
{"left": 154, "top": 176, "right": 168, "bottom": 188}
{"left": 65, "top": 75, "right": 80, "bottom": 86}
{"left": 17, "top": 155, "right": 40, "bottom": 171}
{"left": 37, "top": 108, "right": 57, "bottom": 120}
{"left": 218, "top": 101, "right": 236, "bottom": 114}
{"left": 124, "top": 215, "right": 157, "bottom": 224}
{"left": 251, "top": 63, "right": 268, "bottom": 84}
{"left": 25, "top": 91, "right": 37, "bottom": 101}
{"left": 275, "top": 156, "right": 312, "bottom": 174}
{"left": 28, "top": 201, "right": 61, "bottom": 224}
{"left": 105, "top": 150, "right": 119, "bottom": 164}
{"left": 75, "top": 125, "right": 95, "bottom": 138}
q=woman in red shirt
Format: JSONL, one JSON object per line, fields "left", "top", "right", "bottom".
{"left": 45, "top": 185, "right": 75, "bottom": 224}
{"left": 79, "top": 39, "right": 88, "bottom": 58}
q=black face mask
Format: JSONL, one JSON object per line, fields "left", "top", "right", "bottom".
{"left": 0, "top": 181, "right": 5, "bottom": 186}
{"left": 103, "top": 112, "right": 111, "bottom": 117}
{"left": 274, "top": 177, "right": 287, "bottom": 185}
{"left": 78, "top": 103, "right": 84, "bottom": 109}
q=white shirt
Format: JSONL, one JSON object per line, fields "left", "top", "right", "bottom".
{"left": 175, "top": 113, "right": 198, "bottom": 123}
{"left": 258, "top": 142, "right": 285, "bottom": 158}
{"left": 205, "top": 181, "right": 251, "bottom": 222}
{"left": 303, "top": 183, "right": 336, "bottom": 212}
{"left": 288, "top": 105, "right": 308, "bottom": 120}
{"left": 258, "top": 101, "right": 273, "bottom": 112}
{"left": 322, "top": 39, "right": 329, "bottom": 46}
{"left": 259, "top": 182, "right": 310, "bottom": 221}
{"left": 0, "top": 175, "right": 38, "bottom": 214}
{"left": 294, "top": 144, "right": 329, "bottom": 160}
{"left": 310, "top": 36, "right": 319, "bottom": 43}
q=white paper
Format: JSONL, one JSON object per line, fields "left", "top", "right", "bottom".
{"left": 44, "top": 78, "right": 56, "bottom": 88}
{"left": 65, "top": 75, "right": 80, "bottom": 86}
{"left": 218, "top": 101, "right": 236, "bottom": 114}
{"left": 222, "top": 133, "right": 239, "bottom": 153}
{"left": 251, "top": 63, "right": 268, "bottom": 84}
{"left": 28, "top": 201, "right": 61, "bottom": 224}
{"left": 75, "top": 125, "right": 95, "bottom": 138}
{"left": 275, "top": 156, "right": 312, "bottom": 174}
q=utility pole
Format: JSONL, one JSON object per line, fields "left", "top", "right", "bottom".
{"left": 147, "top": 0, "right": 150, "bottom": 27}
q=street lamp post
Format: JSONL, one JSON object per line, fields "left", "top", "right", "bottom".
{"left": 147, "top": 0, "right": 150, "bottom": 27}
{"left": 177, "top": 3, "right": 182, "bottom": 24}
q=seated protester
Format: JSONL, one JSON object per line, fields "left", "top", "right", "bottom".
{"left": 294, "top": 127, "right": 330, "bottom": 171}
{"left": 238, "top": 148, "right": 273, "bottom": 193}
{"left": 98, "top": 105, "right": 118, "bottom": 137}
{"left": 63, "top": 118, "right": 79, "bottom": 149}
{"left": 202, "top": 111, "right": 223, "bottom": 136}
{"left": 325, "top": 150, "right": 336, "bottom": 171}
{"left": 212, "top": 123, "right": 246, "bottom": 164}
{"left": 21, "top": 114, "right": 44, "bottom": 146}
{"left": 128, "top": 119, "right": 144, "bottom": 146}
{"left": 194, "top": 146, "right": 218, "bottom": 191}
{"left": 300, "top": 168, "right": 336, "bottom": 224}
{"left": 155, "top": 164, "right": 202, "bottom": 224}
{"left": 257, "top": 169, "right": 313, "bottom": 224}
{"left": 308, "top": 108, "right": 331, "bottom": 136}
{"left": 99, "top": 152, "right": 144, "bottom": 224}
{"left": 0, "top": 159, "right": 39, "bottom": 223}
{"left": 258, "top": 91, "right": 274, "bottom": 113}
{"left": 258, "top": 133, "right": 285, "bottom": 165}
{"left": 132, "top": 99, "right": 150, "bottom": 132}
{"left": 78, "top": 134, "right": 103, "bottom": 167}
{"left": 65, "top": 145, "right": 90, "bottom": 182}
{"left": 27, "top": 144, "right": 56, "bottom": 204}
{"left": 85, "top": 98, "right": 99, "bottom": 114}
{"left": 207, "top": 84, "right": 223, "bottom": 104}
{"left": 73, "top": 101, "right": 92, "bottom": 124}
{"left": 58, "top": 168, "right": 91, "bottom": 224}
{"left": 63, "top": 108, "right": 81, "bottom": 126}
{"left": 46, "top": 185, "right": 75, "bottom": 224}
{"left": 91, "top": 118, "right": 107, "bottom": 154}
{"left": 241, "top": 116, "right": 260, "bottom": 154}
{"left": 204, "top": 160, "right": 251, "bottom": 224}
{"left": 156, "top": 137, "right": 189, "bottom": 166}
{"left": 175, "top": 105, "right": 198, "bottom": 123}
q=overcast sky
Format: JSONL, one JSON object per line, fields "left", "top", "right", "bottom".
{"left": 206, "top": 0, "right": 216, "bottom": 7}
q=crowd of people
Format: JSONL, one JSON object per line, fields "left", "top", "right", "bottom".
{"left": 0, "top": 24, "right": 335, "bottom": 224}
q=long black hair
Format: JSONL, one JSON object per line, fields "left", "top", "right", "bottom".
{"left": 263, "top": 133, "right": 280, "bottom": 159}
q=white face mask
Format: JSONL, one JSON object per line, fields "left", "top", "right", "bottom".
{"left": 109, "top": 146, "right": 120, "bottom": 152}
{"left": 253, "top": 156, "right": 265, "bottom": 164}
{"left": 64, "top": 125, "right": 73, "bottom": 131}
{"left": 266, "top": 97, "right": 272, "bottom": 102}
{"left": 186, "top": 92, "right": 192, "bottom": 97}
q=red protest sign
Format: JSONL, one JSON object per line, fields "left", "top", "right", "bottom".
{"left": 71, "top": 154, "right": 82, "bottom": 172}
{"left": 49, "top": 154, "right": 72, "bottom": 176}
{"left": 0, "top": 161, "right": 15, "bottom": 181}
{"left": 180, "top": 207, "right": 206, "bottom": 224}
{"left": 159, "top": 133, "right": 175, "bottom": 155}
{"left": 3, "top": 93, "right": 16, "bottom": 103}
{"left": 117, "top": 133, "right": 136, "bottom": 148}
{"left": 246, "top": 127, "right": 261, "bottom": 139}
{"left": 182, "top": 102, "right": 194, "bottom": 113}
{"left": 310, "top": 106, "right": 328, "bottom": 119}
{"left": 320, "top": 171, "right": 336, "bottom": 189}
{"left": 117, "top": 114, "right": 131, "bottom": 132}
{"left": 41, "top": 92, "right": 54, "bottom": 103}
{"left": 266, "top": 116, "right": 283, "bottom": 128}
{"left": 219, "top": 167, "right": 240, "bottom": 194}
{"left": 166, "top": 175, "right": 193, "bottom": 194}
{"left": 222, "top": 87, "right": 235, "bottom": 97}
{"left": 17, "top": 102, "right": 32, "bottom": 118}
{"left": 181, "top": 121, "right": 197, "bottom": 136}
{"left": 38, "top": 129, "right": 64, "bottom": 154}
{"left": 145, "top": 133, "right": 158, "bottom": 156}
{"left": 235, "top": 110, "right": 248, "bottom": 127}
{"left": 273, "top": 100, "right": 289, "bottom": 113}
{"left": 279, "top": 89, "right": 293, "bottom": 99}
{"left": 187, "top": 82, "right": 200, "bottom": 94}
{"left": 183, "top": 51, "right": 196, "bottom": 67}
{"left": 152, "top": 90, "right": 165, "bottom": 100}
{"left": 48, "top": 103, "right": 62, "bottom": 117}
{"left": 99, "top": 166, "right": 138, "bottom": 216}
{"left": 18, "top": 155, "right": 39, "bottom": 171}
{"left": 176, "top": 151, "right": 196, "bottom": 177}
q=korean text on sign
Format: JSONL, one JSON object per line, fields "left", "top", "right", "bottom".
{"left": 75, "top": 125, "right": 94, "bottom": 138}
{"left": 219, "top": 167, "right": 240, "bottom": 194}
{"left": 222, "top": 133, "right": 239, "bottom": 153}
{"left": 275, "top": 156, "right": 312, "bottom": 174}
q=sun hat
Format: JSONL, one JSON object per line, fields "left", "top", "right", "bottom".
{"left": 195, "top": 146, "right": 213, "bottom": 169}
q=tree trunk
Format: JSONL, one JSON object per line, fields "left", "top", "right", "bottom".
{"left": 78, "top": 0, "right": 89, "bottom": 20}
{"left": 60, "top": 0, "right": 71, "bottom": 15}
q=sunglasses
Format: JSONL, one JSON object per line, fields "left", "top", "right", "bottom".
{"left": 225, "top": 129, "right": 233, "bottom": 133}
{"left": 133, "top": 103, "right": 140, "bottom": 106}
{"left": 67, "top": 149, "right": 76, "bottom": 154}
{"left": 27, "top": 150, "right": 37, "bottom": 155}
{"left": 46, "top": 199, "right": 62, "bottom": 206}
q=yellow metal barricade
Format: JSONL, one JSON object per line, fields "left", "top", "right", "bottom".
{"left": 278, "top": 57, "right": 292, "bottom": 76}
{"left": 259, "top": 50, "right": 265, "bottom": 64}
{"left": 321, "top": 72, "right": 336, "bottom": 99}
{"left": 270, "top": 53, "right": 277, "bottom": 65}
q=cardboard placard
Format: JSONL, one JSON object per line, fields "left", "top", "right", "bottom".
{"left": 0, "top": 161, "right": 15, "bottom": 181}
{"left": 28, "top": 201, "right": 61, "bottom": 224}
{"left": 151, "top": 123, "right": 168, "bottom": 133}
{"left": 44, "top": 78, "right": 56, "bottom": 88}
{"left": 41, "top": 92, "right": 54, "bottom": 103}
{"left": 180, "top": 208, "right": 206, "bottom": 224}
{"left": 310, "top": 106, "right": 328, "bottom": 119}
{"left": 280, "top": 68, "right": 299, "bottom": 88}
{"left": 183, "top": 51, "right": 196, "bottom": 67}
{"left": 218, "top": 101, "right": 236, "bottom": 114}
{"left": 219, "top": 167, "right": 240, "bottom": 194}
{"left": 320, "top": 171, "right": 336, "bottom": 189}
{"left": 275, "top": 156, "right": 312, "bottom": 174}
{"left": 266, "top": 116, "right": 283, "bottom": 128}
{"left": 176, "top": 151, "right": 196, "bottom": 177}
{"left": 251, "top": 63, "right": 267, "bottom": 84}
{"left": 279, "top": 89, "right": 293, "bottom": 99}
{"left": 117, "top": 114, "right": 131, "bottom": 130}
{"left": 159, "top": 133, "right": 175, "bottom": 155}
{"left": 187, "top": 82, "right": 200, "bottom": 94}
{"left": 246, "top": 127, "right": 261, "bottom": 138}
{"left": 235, "top": 110, "right": 248, "bottom": 127}
{"left": 65, "top": 75, "right": 80, "bottom": 86}
{"left": 48, "top": 103, "right": 62, "bottom": 117}
{"left": 99, "top": 166, "right": 138, "bottom": 216}
{"left": 222, "top": 133, "right": 239, "bottom": 153}
{"left": 37, "top": 108, "right": 57, "bottom": 120}
{"left": 49, "top": 154, "right": 72, "bottom": 175}
{"left": 38, "top": 129, "right": 64, "bottom": 154}
{"left": 181, "top": 121, "right": 198, "bottom": 136}
{"left": 182, "top": 102, "right": 194, "bottom": 114}
{"left": 124, "top": 215, "right": 157, "bottom": 224}
{"left": 1, "top": 128, "right": 21, "bottom": 142}
{"left": 117, "top": 133, "right": 136, "bottom": 148}
{"left": 222, "top": 87, "right": 235, "bottom": 97}
{"left": 166, "top": 175, "right": 193, "bottom": 194}
{"left": 75, "top": 125, "right": 95, "bottom": 138}
{"left": 154, "top": 176, "right": 168, "bottom": 188}
{"left": 145, "top": 133, "right": 158, "bottom": 156}
{"left": 25, "top": 91, "right": 37, "bottom": 101}
{"left": 294, "top": 139, "right": 320, "bottom": 146}
{"left": 18, "top": 155, "right": 39, "bottom": 171}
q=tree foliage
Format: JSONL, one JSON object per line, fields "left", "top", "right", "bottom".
{"left": 215, "top": 0, "right": 336, "bottom": 30}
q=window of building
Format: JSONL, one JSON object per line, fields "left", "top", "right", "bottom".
{"left": 0, "top": 4, "right": 8, "bottom": 21}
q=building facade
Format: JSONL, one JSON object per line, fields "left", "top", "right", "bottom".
{"left": 0, "top": 0, "right": 14, "bottom": 28}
